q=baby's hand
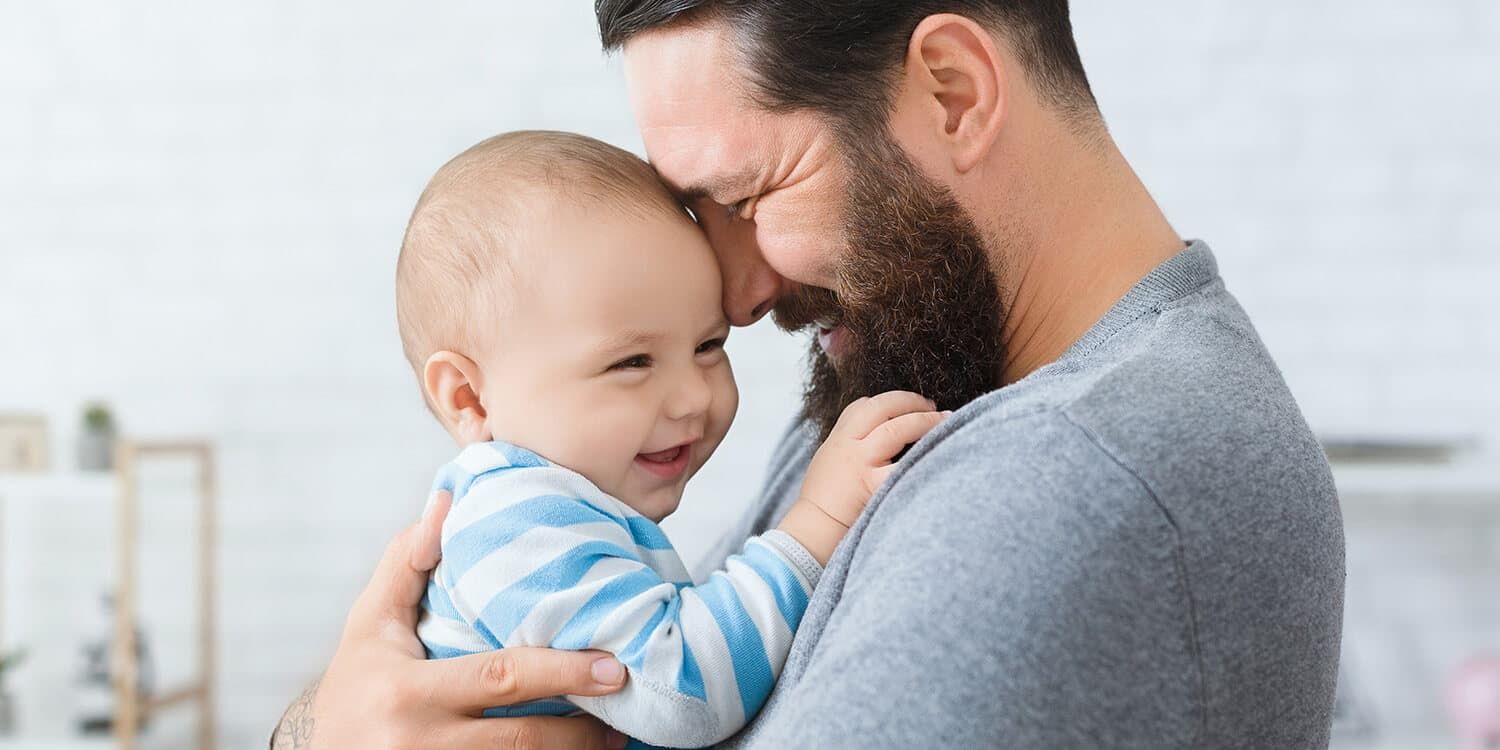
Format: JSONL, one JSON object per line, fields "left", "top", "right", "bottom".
{"left": 801, "top": 391, "right": 949, "bottom": 527}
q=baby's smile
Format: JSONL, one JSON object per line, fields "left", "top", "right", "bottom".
{"left": 635, "top": 440, "right": 696, "bottom": 482}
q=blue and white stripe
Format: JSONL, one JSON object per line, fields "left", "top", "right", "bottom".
{"left": 416, "top": 442, "right": 821, "bottom": 748}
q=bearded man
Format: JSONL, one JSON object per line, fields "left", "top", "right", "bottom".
{"left": 275, "top": 3, "right": 1344, "bottom": 748}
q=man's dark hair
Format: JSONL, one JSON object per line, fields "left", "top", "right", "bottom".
{"left": 596, "top": 0, "right": 1098, "bottom": 135}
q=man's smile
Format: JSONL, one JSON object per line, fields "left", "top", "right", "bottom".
{"left": 817, "top": 324, "right": 851, "bottom": 357}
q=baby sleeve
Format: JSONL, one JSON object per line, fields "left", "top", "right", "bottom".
{"left": 435, "top": 463, "right": 821, "bottom": 748}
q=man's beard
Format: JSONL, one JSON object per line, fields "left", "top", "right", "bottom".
{"left": 774, "top": 136, "right": 1007, "bottom": 440}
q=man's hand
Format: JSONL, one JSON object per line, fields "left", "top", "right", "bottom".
{"left": 271, "top": 492, "right": 630, "bottom": 749}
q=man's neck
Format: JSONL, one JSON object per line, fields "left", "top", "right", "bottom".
{"left": 976, "top": 117, "right": 1183, "bottom": 385}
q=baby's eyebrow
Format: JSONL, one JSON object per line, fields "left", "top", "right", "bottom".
{"left": 596, "top": 330, "right": 661, "bottom": 355}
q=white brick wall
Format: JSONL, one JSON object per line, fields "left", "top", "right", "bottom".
{"left": 0, "top": 1, "right": 1495, "bottom": 747}
{"left": 1075, "top": 1, "right": 1500, "bottom": 443}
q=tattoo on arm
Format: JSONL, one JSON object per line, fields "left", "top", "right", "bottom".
{"left": 270, "top": 677, "right": 320, "bottom": 750}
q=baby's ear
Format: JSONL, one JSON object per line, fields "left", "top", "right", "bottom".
{"left": 423, "top": 351, "right": 490, "bottom": 444}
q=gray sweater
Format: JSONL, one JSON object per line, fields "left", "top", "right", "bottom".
{"left": 699, "top": 242, "right": 1345, "bottom": 749}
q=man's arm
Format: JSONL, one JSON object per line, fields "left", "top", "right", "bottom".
{"left": 269, "top": 492, "right": 630, "bottom": 750}
{"left": 739, "top": 413, "right": 1205, "bottom": 749}
{"left": 269, "top": 679, "right": 319, "bottom": 749}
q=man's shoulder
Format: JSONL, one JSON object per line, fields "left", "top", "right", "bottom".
{"left": 956, "top": 273, "right": 1313, "bottom": 457}
{"left": 873, "top": 273, "right": 1336, "bottom": 542}
{"left": 871, "top": 404, "right": 1169, "bottom": 554}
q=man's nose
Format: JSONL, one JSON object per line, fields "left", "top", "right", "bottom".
{"left": 701, "top": 212, "right": 781, "bottom": 326}
{"left": 664, "top": 365, "right": 713, "bottom": 422}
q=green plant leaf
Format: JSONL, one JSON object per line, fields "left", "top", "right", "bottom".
{"left": 83, "top": 402, "right": 115, "bottom": 430}
{"left": 0, "top": 648, "right": 26, "bottom": 675}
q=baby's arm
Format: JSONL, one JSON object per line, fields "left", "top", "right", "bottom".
{"left": 437, "top": 467, "right": 818, "bottom": 748}
{"left": 777, "top": 391, "right": 949, "bottom": 564}
{"left": 437, "top": 393, "right": 943, "bottom": 747}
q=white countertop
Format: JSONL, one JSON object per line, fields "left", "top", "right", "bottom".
{"left": 1332, "top": 459, "right": 1500, "bottom": 497}
{"left": 0, "top": 738, "right": 116, "bottom": 750}
{"left": 1332, "top": 735, "right": 1457, "bottom": 750}
{"left": 0, "top": 472, "right": 116, "bottom": 500}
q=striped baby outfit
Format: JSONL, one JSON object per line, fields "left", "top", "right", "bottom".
{"left": 416, "top": 442, "right": 822, "bottom": 749}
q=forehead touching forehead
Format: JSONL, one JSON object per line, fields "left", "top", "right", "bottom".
{"left": 394, "top": 130, "right": 686, "bottom": 374}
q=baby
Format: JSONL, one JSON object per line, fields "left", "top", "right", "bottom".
{"left": 397, "top": 131, "right": 943, "bottom": 748}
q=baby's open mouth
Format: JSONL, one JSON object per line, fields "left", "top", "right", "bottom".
{"left": 636, "top": 443, "right": 693, "bottom": 480}
{"left": 639, "top": 445, "right": 684, "bottom": 463}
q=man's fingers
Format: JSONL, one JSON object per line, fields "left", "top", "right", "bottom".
{"left": 862, "top": 410, "right": 949, "bottom": 463}
{"left": 359, "top": 491, "right": 454, "bottom": 636}
{"left": 840, "top": 391, "right": 936, "bottom": 439}
{"left": 440, "top": 715, "right": 627, "bottom": 750}
{"left": 344, "top": 522, "right": 427, "bottom": 641}
{"left": 412, "top": 490, "right": 452, "bottom": 571}
{"left": 432, "top": 648, "right": 627, "bottom": 712}
{"left": 340, "top": 492, "right": 455, "bottom": 652}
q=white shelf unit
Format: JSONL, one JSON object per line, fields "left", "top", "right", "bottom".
{"left": 0, "top": 473, "right": 116, "bottom": 500}
{"left": 0, "top": 738, "right": 117, "bottom": 750}
{"left": 0, "top": 442, "right": 216, "bottom": 750}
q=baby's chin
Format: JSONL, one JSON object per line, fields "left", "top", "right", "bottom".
{"left": 629, "top": 461, "right": 710, "bottom": 523}
{"left": 636, "top": 495, "right": 684, "bottom": 525}
{"left": 624, "top": 487, "right": 685, "bottom": 524}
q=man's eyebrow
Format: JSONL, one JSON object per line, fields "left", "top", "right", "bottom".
{"left": 664, "top": 168, "right": 760, "bottom": 204}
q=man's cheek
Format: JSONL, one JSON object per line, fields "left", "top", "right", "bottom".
{"left": 756, "top": 214, "right": 840, "bottom": 287}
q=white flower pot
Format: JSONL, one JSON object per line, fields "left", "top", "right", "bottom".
{"left": 78, "top": 430, "right": 114, "bottom": 472}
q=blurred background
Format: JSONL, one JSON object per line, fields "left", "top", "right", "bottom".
{"left": 0, "top": 1, "right": 1496, "bottom": 748}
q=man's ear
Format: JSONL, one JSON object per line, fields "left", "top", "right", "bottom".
{"left": 423, "top": 351, "right": 490, "bottom": 444}
{"left": 901, "top": 13, "right": 1007, "bottom": 174}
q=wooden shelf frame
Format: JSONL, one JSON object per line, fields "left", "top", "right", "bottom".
{"left": 113, "top": 440, "right": 217, "bottom": 750}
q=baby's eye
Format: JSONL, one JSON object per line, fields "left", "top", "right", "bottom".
{"left": 608, "top": 354, "right": 653, "bottom": 371}
{"left": 696, "top": 337, "right": 727, "bottom": 355}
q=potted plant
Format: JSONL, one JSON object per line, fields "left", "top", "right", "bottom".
{"left": 78, "top": 402, "right": 117, "bottom": 472}
{"left": 0, "top": 648, "right": 25, "bottom": 735}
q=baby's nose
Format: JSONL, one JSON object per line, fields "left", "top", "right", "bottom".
{"left": 665, "top": 367, "right": 713, "bottom": 420}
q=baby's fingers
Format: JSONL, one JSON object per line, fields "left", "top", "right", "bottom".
{"left": 867, "top": 464, "right": 896, "bottom": 492}
{"left": 838, "top": 391, "right": 937, "bottom": 439}
{"left": 862, "top": 410, "right": 949, "bottom": 463}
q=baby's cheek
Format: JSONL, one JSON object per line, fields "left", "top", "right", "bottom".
{"left": 712, "top": 364, "right": 739, "bottom": 439}
{"left": 562, "top": 409, "right": 643, "bottom": 495}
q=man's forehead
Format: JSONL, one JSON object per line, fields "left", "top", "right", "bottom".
{"left": 621, "top": 18, "right": 735, "bottom": 82}
{"left": 619, "top": 22, "right": 837, "bottom": 207}
{"left": 623, "top": 23, "right": 758, "bottom": 175}
{"left": 635, "top": 120, "right": 751, "bottom": 203}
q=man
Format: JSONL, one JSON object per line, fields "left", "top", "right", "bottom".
{"left": 274, "top": 2, "right": 1344, "bottom": 748}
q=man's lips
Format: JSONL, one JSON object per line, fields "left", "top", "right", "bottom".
{"left": 772, "top": 295, "right": 850, "bottom": 356}
{"left": 635, "top": 442, "right": 694, "bottom": 480}
{"left": 817, "top": 324, "right": 851, "bottom": 357}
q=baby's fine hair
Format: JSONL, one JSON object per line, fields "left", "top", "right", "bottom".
{"left": 395, "top": 130, "right": 685, "bottom": 379}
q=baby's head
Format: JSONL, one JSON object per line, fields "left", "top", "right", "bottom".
{"left": 397, "top": 131, "right": 738, "bottom": 521}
